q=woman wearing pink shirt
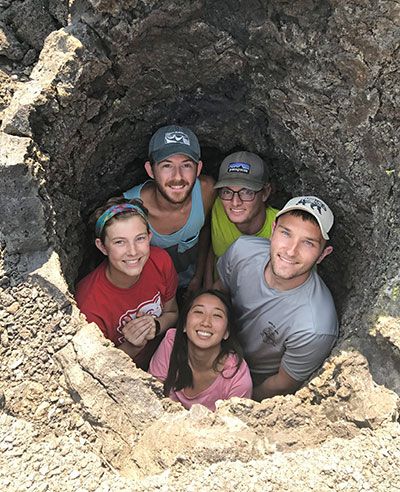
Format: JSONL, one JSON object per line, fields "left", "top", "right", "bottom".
{"left": 149, "top": 289, "right": 252, "bottom": 411}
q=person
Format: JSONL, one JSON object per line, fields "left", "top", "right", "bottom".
{"left": 75, "top": 197, "right": 179, "bottom": 370}
{"left": 204, "top": 151, "right": 279, "bottom": 284}
{"left": 215, "top": 196, "right": 338, "bottom": 401}
{"left": 123, "top": 125, "right": 216, "bottom": 300}
{"left": 149, "top": 289, "right": 252, "bottom": 411}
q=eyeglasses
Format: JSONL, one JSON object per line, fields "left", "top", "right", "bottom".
{"left": 219, "top": 188, "right": 261, "bottom": 202}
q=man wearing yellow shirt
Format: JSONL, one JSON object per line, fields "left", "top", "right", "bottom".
{"left": 205, "top": 151, "right": 279, "bottom": 284}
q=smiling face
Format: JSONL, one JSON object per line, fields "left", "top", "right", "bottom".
{"left": 266, "top": 212, "right": 333, "bottom": 290}
{"left": 220, "top": 185, "right": 271, "bottom": 234}
{"left": 184, "top": 293, "right": 230, "bottom": 351}
{"left": 145, "top": 154, "right": 202, "bottom": 204}
{"left": 95, "top": 215, "right": 152, "bottom": 288}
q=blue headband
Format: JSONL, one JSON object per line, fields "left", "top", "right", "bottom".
{"left": 95, "top": 204, "right": 148, "bottom": 237}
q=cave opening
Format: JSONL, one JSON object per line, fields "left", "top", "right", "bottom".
{"left": 23, "top": 1, "right": 369, "bottom": 326}
{"left": 9, "top": 1, "right": 393, "bottom": 369}
{"left": 2, "top": 0, "right": 398, "bottom": 382}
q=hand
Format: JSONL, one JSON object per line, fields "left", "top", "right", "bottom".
{"left": 121, "top": 311, "right": 156, "bottom": 347}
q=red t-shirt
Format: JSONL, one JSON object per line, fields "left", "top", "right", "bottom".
{"left": 75, "top": 246, "right": 178, "bottom": 369}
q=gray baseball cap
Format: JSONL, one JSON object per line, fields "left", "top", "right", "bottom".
{"left": 214, "top": 151, "right": 270, "bottom": 191}
{"left": 275, "top": 196, "right": 334, "bottom": 240}
{"left": 148, "top": 125, "right": 201, "bottom": 163}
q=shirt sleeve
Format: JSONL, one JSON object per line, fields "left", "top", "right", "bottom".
{"left": 281, "top": 331, "right": 337, "bottom": 381}
{"left": 75, "top": 288, "right": 108, "bottom": 338}
{"left": 149, "top": 329, "right": 176, "bottom": 382}
{"left": 216, "top": 240, "right": 236, "bottom": 289}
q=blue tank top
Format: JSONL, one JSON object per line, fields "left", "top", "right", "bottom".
{"left": 124, "top": 179, "right": 204, "bottom": 288}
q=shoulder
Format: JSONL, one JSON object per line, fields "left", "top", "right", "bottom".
{"left": 74, "top": 264, "right": 108, "bottom": 323}
{"left": 150, "top": 245, "right": 169, "bottom": 259}
{"left": 266, "top": 205, "right": 280, "bottom": 218}
{"left": 308, "top": 270, "right": 336, "bottom": 305}
{"left": 156, "top": 328, "right": 176, "bottom": 359}
{"left": 199, "top": 175, "right": 217, "bottom": 213}
{"left": 222, "top": 354, "right": 252, "bottom": 395}
{"left": 75, "top": 262, "right": 105, "bottom": 298}
{"left": 232, "top": 235, "right": 270, "bottom": 255}
{"left": 309, "top": 272, "right": 338, "bottom": 323}
{"left": 287, "top": 274, "right": 338, "bottom": 336}
{"left": 125, "top": 180, "right": 156, "bottom": 207}
{"left": 223, "top": 353, "right": 245, "bottom": 373}
{"left": 212, "top": 197, "right": 233, "bottom": 234}
{"left": 149, "top": 246, "right": 175, "bottom": 268}
{"left": 149, "top": 329, "right": 176, "bottom": 378}
{"left": 148, "top": 247, "right": 177, "bottom": 284}
{"left": 218, "top": 236, "right": 269, "bottom": 273}
{"left": 164, "top": 328, "right": 177, "bottom": 343}
{"left": 123, "top": 182, "right": 143, "bottom": 199}
{"left": 212, "top": 196, "right": 224, "bottom": 216}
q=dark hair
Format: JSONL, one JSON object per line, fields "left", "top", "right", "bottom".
{"left": 163, "top": 289, "right": 244, "bottom": 397}
{"left": 93, "top": 196, "right": 150, "bottom": 243}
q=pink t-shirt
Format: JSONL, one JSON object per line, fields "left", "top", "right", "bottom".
{"left": 149, "top": 329, "right": 252, "bottom": 411}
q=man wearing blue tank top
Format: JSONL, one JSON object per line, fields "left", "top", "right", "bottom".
{"left": 124, "top": 125, "right": 216, "bottom": 301}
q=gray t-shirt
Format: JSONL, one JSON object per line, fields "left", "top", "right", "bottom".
{"left": 217, "top": 236, "right": 338, "bottom": 382}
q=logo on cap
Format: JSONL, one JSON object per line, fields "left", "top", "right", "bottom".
{"left": 296, "top": 197, "right": 327, "bottom": 215}
{"left": 227, "top": 162, "right": 250, "bottom": 174}
{"left": 164, "top": 131, "right": 190, "bottom": 146}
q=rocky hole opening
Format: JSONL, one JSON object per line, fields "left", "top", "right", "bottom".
{"left": 1, "top": 0, "right": 399, "bottom": 480}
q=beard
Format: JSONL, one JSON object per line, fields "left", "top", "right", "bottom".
{"left": 155, "top": 179, "right": 196, "bottom": 204}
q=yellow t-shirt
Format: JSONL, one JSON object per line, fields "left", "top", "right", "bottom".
{"left": 211, "top": 197, "right": 279, "bottom": 278}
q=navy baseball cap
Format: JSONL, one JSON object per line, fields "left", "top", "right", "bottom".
{"left": 148, "top": 125, "right": 201, "bottom": 163}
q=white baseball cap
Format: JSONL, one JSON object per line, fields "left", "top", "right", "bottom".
{"left": 275, "top": 196, "right": 334, "bottom": 240}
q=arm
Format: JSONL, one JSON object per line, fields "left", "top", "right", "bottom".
{"left": 213, "top": 245, "right": 229, "bottom": 294}
{"left": 187, "top": 220, "right": 211, "bottom": 294}
{"left": 203, "top": 245, "right": 216, "bottom": 289}
{"left": 253, "top": 331, "right": 337, "bottom": 400}
{"left": 149, "top": 329, "right": 176, "bottom": 383}
{"left": 252, "top": 364, "right": 303, "bottom": 401}
{"left": 213, "top": 278, "right": 227, "bottom": 293}
{"left": 186, "top": 175, "right": 217, "bottom": 294}
{"left": 156, "top": 296, "right": 179, "bottom": 334}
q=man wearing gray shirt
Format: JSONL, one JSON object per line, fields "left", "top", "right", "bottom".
{"left": 216, "top": 196, "right": 338, "bottom": 401}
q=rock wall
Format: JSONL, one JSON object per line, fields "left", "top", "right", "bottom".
{"left": 0, "top": 0, "right": 400, "bottom": 489}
